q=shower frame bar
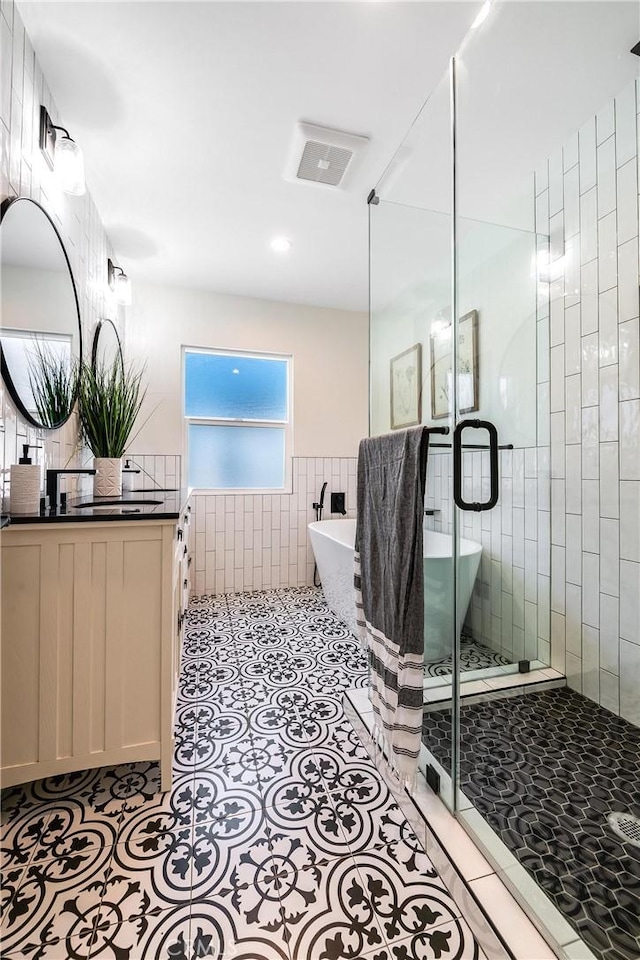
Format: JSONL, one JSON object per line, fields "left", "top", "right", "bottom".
{"left": 430, "top": 442, "right": 514, "bottom": 450}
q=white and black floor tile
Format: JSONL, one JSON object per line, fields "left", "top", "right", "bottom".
{"left": 386, "top": 917, "right": 487, "bottom": 960}
{"left": 2, "top": 847, "right": 112, "bottom": 957}
{"left": 424, "top": 633, "right": 512, "bottom": 678}
{"left": 266, "top": 847, "right": 389, "bottom": 958}
{"left": 356, "top": 839, "right": 462, "bottom": 946}
{"left": 87, "top": 903, "right": 192, "bottom": 960}
{"left": 1, "top": 587, "right": 481, "bottom": 960}
{"left": 185, "top": 900, "right": 291, "bottom": 960}
{"left": 1, "top": 807, "right": 54, "bottom": 872}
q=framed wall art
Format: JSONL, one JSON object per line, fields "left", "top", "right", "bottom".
{"left": 430, "top": 310, "right": 478, "bottom": 420}
{"left": 390, "top": 343, "right": 422, "bottom": 429}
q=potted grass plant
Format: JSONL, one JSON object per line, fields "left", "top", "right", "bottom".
{"left": 78, "top": 359, "right": 147, "bottom": 497}
{"left": 28, "top": 341, "right": 79, "bottom": 429}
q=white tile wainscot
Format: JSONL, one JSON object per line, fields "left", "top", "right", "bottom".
{"left": 191, "top": 456, "right": 357, "bottom": 595}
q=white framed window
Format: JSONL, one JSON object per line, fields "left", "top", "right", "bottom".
{"left": 183, "top": 346, "right": 292, "bottom": 492}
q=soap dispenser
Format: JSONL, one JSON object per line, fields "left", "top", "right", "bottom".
{"left": 122, "top": 458, "right": 138, "bottom": 493}
{"left": 10, "top": 444, "right": 42, "bottom": 514}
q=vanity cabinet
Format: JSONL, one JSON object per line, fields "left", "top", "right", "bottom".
{"left": 0, "top": 504, "right": 191, "bottom": 792}
{"left": 172, "top": 501, "right": 192, "bottom": 712}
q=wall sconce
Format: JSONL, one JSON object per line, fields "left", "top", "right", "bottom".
{"left": 107, "top": 258, "right": 132, "bottom": 306}
{"left": 39, "top": 106, "right": 85, "bottom": 196}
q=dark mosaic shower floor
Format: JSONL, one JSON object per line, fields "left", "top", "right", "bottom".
{"left": 422, "top": 687, "right": 640, "bottom": 960}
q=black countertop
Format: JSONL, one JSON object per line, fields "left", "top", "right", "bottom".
{"left": 5, "top": 489, "right": 192, "bottom": 524}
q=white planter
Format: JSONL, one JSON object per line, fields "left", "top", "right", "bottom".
{"left": 93, "top": 458, "right": 122, "bottom": 497}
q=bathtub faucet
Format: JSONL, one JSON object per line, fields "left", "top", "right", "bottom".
{"left": 313, "top": 482, "right": 328, "bottom": 522}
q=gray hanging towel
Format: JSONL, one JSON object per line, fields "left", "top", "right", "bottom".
{"left": 354, "top": 425, "right": 429, "bottom": 786}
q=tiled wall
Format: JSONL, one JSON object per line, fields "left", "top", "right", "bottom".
{"left": 536, "top": 78, "right": 640, "bottom": 727}
{"left": 191, "top": 457, "right": 357, "bottom": 596}
{"left": 425, "top": 447, "right": 551, "bottom": 666}
{"left": 126, "top": 454, "right": 181, "bottom": 492}
{"left": 0, "top": 2, "right": 118, "bottom": 501}
{"left": 125, "top": 455, "right": 357, "bottom": 596}
{"left": 424, "top": 181, "right": 551, "bottom": 668}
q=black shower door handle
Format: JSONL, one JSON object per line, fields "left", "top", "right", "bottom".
{"left": 453, "top": 419, "right": 499, "bottom": 511}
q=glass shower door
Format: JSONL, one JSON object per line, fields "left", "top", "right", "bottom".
{"left": 369, "top": 3, "right": 640, "bottom": 954}
{"left": 450, "top": 0, "right": 555, "bottom": 832}
{"left": 369, "top": 66, "right": 459, "bottom": 811}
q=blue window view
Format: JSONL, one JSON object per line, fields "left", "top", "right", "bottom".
{"left": 184, "top": 351, "right": 287, "bottom": 420}
{"left": 188, "top": 424, "right": 285, "bottom": 489}
{"left": 184, "top": 349, "right": 290, "bottom": 489}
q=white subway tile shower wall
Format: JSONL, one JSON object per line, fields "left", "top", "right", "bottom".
{"left": 423, "top": 83, "right": 640, "bottom": 715}
{"left": 423, "top": 149, "right": 553, "bottom": 667}
{"left": 424, "top": 447, "right": 550, "bottom": 665}
{"left": 539, "top": 78, "right": 640, "bottom": 728}
{"left": 190, "top": 457, "right": 357, "bottom": 595}
{"left": 0, "top": 3, "right": 119, "bottom": 499}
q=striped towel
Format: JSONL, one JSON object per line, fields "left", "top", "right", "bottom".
{"left": 354, "top": 426, "right": 429, "bottom": 787}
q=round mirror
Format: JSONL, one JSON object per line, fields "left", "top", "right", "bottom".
{"left": 0, "top": 197, "right": 82, "bottom": 429}
{"left": 92, "top": 318, "right": 124, "bottom": 374}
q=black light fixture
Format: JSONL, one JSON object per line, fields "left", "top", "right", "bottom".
{"left": 39, "top": 105, "right": 85, "bottom": 196}
{"left": 631, "top": 41, "right": 640, "bottom": 57}
{"left": 107, "top": 258, "right": 132, "bottom": 306}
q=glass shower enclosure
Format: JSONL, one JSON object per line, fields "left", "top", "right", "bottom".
{"left": 370, "top": 41, "right": 550, "bottom": 810}
{"left": 369, "top": 3, "right": 640, "bottom": 957}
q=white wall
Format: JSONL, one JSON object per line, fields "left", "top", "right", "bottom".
{"left": 127, "top": 280, "right": 369, "bottom": 462}
{"left": 125, "top": 281, "right": 368, "bottom": 595}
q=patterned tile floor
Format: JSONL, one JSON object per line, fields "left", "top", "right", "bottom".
{"left": 424, "top": 636, "right": 512, "bottom": 679}
{"left": 423, "top": 687, "right": 640, "bottom": 960}
{"left": 1, "top": 587, "right": 484, "bottom": 960}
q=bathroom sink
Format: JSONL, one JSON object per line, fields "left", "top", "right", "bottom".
{"left": 74, "top": 498, "right": 163, "bottom": 508}
{"left": 136, "top": 488, "right": 179, "bottom": 493}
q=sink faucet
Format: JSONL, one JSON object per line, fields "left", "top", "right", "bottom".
{"left": 46, "top": 469, "right": 96, "bottom": 511}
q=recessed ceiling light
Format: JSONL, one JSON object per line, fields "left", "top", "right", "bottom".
{"left": 270, "top": 236, "right": 292, "bottom": 253}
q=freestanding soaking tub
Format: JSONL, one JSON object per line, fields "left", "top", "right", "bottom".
{"left": 308, "top": 518, "right": 482, "bottom": 660}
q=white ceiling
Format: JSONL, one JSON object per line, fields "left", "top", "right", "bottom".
{"left": 19, "top": 1, "right": 640, "bottom": 315}
{"left": 379, "top": 1, "right": 640, "bottom": 228}
{"left": 19, "top": 0, "right": 481, "bottom": 313}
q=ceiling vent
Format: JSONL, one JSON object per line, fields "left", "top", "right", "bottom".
{"left": 284, "top": 122, "right": 369, "bottom": 190}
